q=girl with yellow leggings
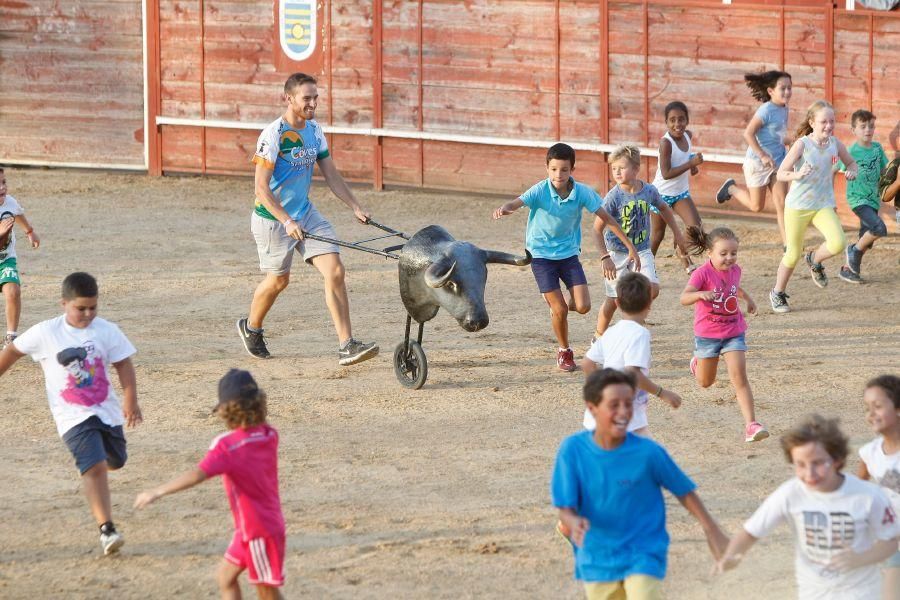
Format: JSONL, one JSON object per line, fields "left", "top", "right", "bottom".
{"left": 769, "top": 101, "right": 857, "bottom": 314}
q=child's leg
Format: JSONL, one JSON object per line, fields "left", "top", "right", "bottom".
{"left": 650, "top": 282, "right": 660, "bottom": 301}
{"left": 722, "top": 350, "right": 756, "bottom": 426}
{"left": 595, "top": 297, "right": 616, "bottom": 337}
{"left": 729, "top": 183, "right": 767, "bottom": 213}
{"left": 809, "top": 208, "right": 846, "bottom": 264}
{"left": 771, "top": 179, "right": 788, "bottom": 246}
{"left": 82, "top": 461, "right": 113, "bottom": 526}
{"left": 649, "top": 211, "right": 667, "bottom": 256}
{"left": 583, "top": 580, "right": 626, "bottom": 600}
{"left": 775, "top": 208, "right": 814, "bottom": 292}
{"left": 852, "top": 206, "right": 886, "bottom": 254}
{"left": 622, "top": 574, "right": 663, "bottom": 600}
{"left": 543, "top": 290, "right": 570, "bottom": 348}
{"left": 694, "top": 357, "right": 719, "bottom": 388}
{"left": 673, "top": 198, "right": 701, "bottom": 269}
{"left": 255, "top": 585, "right": 285, "bottom": 600}
{"left": 217, "top": 559, "right": 244, "bottom": 600}
{"left": 2, "top": 282, "right": 20, "bottom": 333}
{"left": 567, "top": 284, "right": 591, "bottom": 315}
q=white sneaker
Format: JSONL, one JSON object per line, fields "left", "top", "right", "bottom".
{"left": 100, "top": 531, "right": 124, "bottom": 555}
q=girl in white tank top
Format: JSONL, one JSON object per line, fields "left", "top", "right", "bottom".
{"left": 650, "top": 101, "right": 704, "bottom": 273}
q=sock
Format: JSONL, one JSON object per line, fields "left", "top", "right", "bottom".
{"left": 6, "top": 331, "right": 15, "bottom": 337}
{"left": 247, "top": 324, "right": 262, "bottom": 334}
{"left": 99, "top": 521, "right": 116, "bottom": 535}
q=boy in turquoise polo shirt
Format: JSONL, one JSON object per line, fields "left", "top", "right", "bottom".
{"left": 493, "top": 143, "right": 637, "bottom": 371}
{"left": 840, "top": 109, "right": 889, "bottom": 284}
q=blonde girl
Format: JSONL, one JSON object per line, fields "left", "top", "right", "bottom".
{"left": 650, "top": 101, "right": 704, "bottom": 273}
{"left": 593, "top": 145, "right": 688, "bottom": 337}
{"left": 769, "top": 100, "right": 857, "bottom": 314}
{"left": 716, "top": 71, "right": 792, "bottom": 246}
{"left": 680, "top": 226, "right": 767, "bottom": 442}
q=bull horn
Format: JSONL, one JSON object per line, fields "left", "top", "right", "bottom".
{"left": 484, "top": 249, "right": 532, "bottom": 266}
{"left": 424, "top": 259, "right": 457, "bottom": 288}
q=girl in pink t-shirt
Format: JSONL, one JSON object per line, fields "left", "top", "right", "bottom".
{"left": 680, "top": 227, "right": 768, "bottom": 443}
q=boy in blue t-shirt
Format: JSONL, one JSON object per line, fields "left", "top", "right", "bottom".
{"left": 493, "top": 143, "right": 637, "bottom": 372}
{"left": 552, "top": 368, "right": 727, "bottom": 598}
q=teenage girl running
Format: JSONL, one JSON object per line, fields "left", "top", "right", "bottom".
{"left": 680, "top": 226, "right": 767, "bottom": 443}
{"left": 716, "top": 71, "right": 792, "bottom": 246}
{"left": 650, "top": 101, "right": 704, "bottom": 273}
{"left": 768, "top": 100, "right": 857, "bottom": 314}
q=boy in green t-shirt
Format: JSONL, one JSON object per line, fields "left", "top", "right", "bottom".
{"left": 840, "top": 110, "right": 888, "bottom": 284}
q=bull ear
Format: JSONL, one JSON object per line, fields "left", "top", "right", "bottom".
{"left": 483, "top": 249, "right": 531, "bottom": 266}
{"left": 424, "top": 259, "right": 457, "bottom": 288}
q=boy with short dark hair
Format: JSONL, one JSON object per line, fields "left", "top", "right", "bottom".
{"left": 0, "top": 271, "right": 141, "bottom": 555}
{"left": 0, "top": 166, "right": 41, "bottom": 348}
{"left": 839, "top": 110, "right": 889, "bottom": 283}
{"left": 581, "top": 272, "right": 681, "bottom": 437}
{"left": 493, "top": 143, "right": 638, "bottom": 372}
{"left": 135, "top": 369, "right": 285, "bottom": 599}
{"left": 552, "top": 368, "right": 727, "bottom": 599}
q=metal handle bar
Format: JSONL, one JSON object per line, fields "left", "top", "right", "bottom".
{"left": 365, "top": 218, "right": 409, "bottom": 240}
{"left": 300, "top": 231, "right": 400, "bottom": 260}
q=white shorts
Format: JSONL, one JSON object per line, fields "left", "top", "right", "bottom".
{"left": 742, "top": 156, "right": 776, "bottom": 189}
{"left": 250, "top": 205, "right": 340, "bottom": 275}
{"left": 583, "top": 401, "right": 648, "bottom": 432}
{"left": 604, "top": 249, "right": 658, "bottom": 297}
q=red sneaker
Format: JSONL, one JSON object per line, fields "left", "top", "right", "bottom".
{"left": 745, "top": 421, "right": 770, "bottom": 443}
{"left": 557, "top": 348, "right": 577, "bottom": 372}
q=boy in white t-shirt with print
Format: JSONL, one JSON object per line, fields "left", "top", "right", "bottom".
{"left": 0, "top": 272, "right": 142, "bottom": 555}
{"left": 717, "top": 414, "right": 900, "bottom": 600}
{"left": 0, "top": 167, "right": 41, "bottom": 348}
{"left": 581, "top": 272, "right": 681, "bottom": 436}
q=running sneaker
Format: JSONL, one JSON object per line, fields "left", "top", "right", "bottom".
{"left": 557, "top": 347, "right": 577, "bottom": 372}
{"left": 100, "top": 530, "right": 124, "bottom": 556}
{"left": 805, "top": 251, "right": 828, "bottom": 288}
{"left": 689, "top": 356, "right": 698, "bottom": 376}
{"left": 844, "top": 243, "right": 862, "bottom": 275}
{"left": 716, "top": 178, "right": 735, "bottom": 204}
{"left": 237, "top": 318, "right": 270, "bottom": 359}
{"left": 2, "top": 333, "right": 16, "bottom": 349}
{"left": 839, "top": 266, "right": 862, "bottom": 284}
{"left": 769, "top": 289, "right": 790, "bottom": 314}
{"left": 338, "top": 338, "right": 379, "bottom": 366}
{"left": 878, "top": 157, "right": 900, "bottom": 206}
{"left": 745, "top": 421, "right": 770, "bottom": 443}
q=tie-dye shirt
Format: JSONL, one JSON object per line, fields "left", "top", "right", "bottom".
{"left": 13, "top": 315, "right": 136, "bottom": 437}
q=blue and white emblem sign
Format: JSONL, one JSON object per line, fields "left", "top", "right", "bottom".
{"left": 279, "top": 0, "right": 317, "bottom": 62}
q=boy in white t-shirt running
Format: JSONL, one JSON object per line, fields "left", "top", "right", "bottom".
{"left": 0, "top": 167, "right": 41, "bottom": 348}
{"left": 0, "top": 272, "right": 142, "bottom": 555}
{"left": 716, "top": 414, "right": 900, "bottom": 600}
{"left": 581, "top": 272, "right": 681, "bottom": 437}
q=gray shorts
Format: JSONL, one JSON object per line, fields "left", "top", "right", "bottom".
{"left": 62, "top": 416, "right": 127, "bottom": 474}
{"left": 250, "top": 206, "right": 340, "bottom": 275}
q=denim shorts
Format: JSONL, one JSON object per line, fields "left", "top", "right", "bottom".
{"left": 62, "top": 416, "right": 127, "bottom": 474}
{"left": 852, "top": 204, "right": 887, "bottom": 239}
{"left": 530, "top": 255, "right": 587, "bottom": 293}
{"left": 693, "top": 333, "right": 747, "bottom": 359}
{"left": 887, "top": 549, "right": 900, "bottom": 568}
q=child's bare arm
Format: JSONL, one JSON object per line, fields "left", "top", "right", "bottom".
{"left": 777, "top": 140, "right": 810, "bottom": 182}
{"left": 581, "top": 357, "right": 599, "bottom": 376}
{"left": 836, "top": 140, "right": 857, "bottom": 180}
{"left": 715, "top": 528, "right": 758, "bottom": 573}
{"left": 13, "top": 214, "right": 39, "bottom": 248}
{"left": 679, "top": 491, "right": 729, "bottom": 560}
{"left": 857, "top": 461, "right": 870, "bottom": 480}
{"left": 493, "top": 198, "right": 525, "bottom": 219}
{"left": 134, "top": 468, "right": 207, "bottom": 509}
{"left": 112, "top": 357, "right": 142, "bottom": 428}
{"left": 591, "top": 216, "right": 617, "bottom": 280}
{"left": 558, "top": 507, "right": 590, "bottom": 548}
{"left": 826, "top": 538, "right": 898, "bottom": 573}
{"left": 742, "top": 117, "right": 772, "bottom": 168}
{"left": 680, "top": 284, "right": 714, "bottom": 306}
{"left": 623, "top": 366, "right": 681, "bottom": 409}
{"left": 737, "top": 286, "right": 757, "bottom": 315}
{"left": 0, "top": 344, "right": 25, "bottom": 377}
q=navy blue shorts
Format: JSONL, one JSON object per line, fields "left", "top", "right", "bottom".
{"left": 852, "top": 205, "right": 887, "bottom": 239}
{"left": 62, "top": 416, "right": 127, "bottom": 474}
{"left": 530, "top": 255, "right": 587, "bottom": 293}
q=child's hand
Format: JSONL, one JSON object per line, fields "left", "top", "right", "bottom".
{"left": 133, "top": 489, "right": 161, "bottom": 509}
{"left": 0, "top": 218, "right": 12, "bottom": 236}
{"left": 690, "top": 166, "right": 700, "bottom": 176}
{"left": 795, "top": 162, "right": 813, "bottom": 180}
{"left": 699, "top": 290, "right": 716, "bottom": 302}
{"left": 745, "top": 298, "right": 757, "bottom": 315}
{"left": 760, "top": 154, "right": 775, "bottom": 170}
{"left": 27, "top": 230, "right": 39, "bottom": 249}
{"left": 714, "top": 553, "right": 742, "bottom": 574}
{"left": 660, "top": 388, "right": 682, "bottom": 409}
{"left": 493, "top": 206, "right": 513, "bottom": 219}
{"left": 601, "top": 256, "right": 616, "bottom": 280}
{"left": 690, "top": 152, "right": 704, "bottom": 167}
{"left": 844, "top": 167, "right": 857, "bottom": 181}
{"left": 627, "top": 250, "right": 642, "bottom": 273}
{"left": 825, "top": 550, "right": 861, "bottom": 573}
{"left": 564, "top": 516, "right": 590, "bottom": 548}
{"left": 124, "top": 401, "right": 143, "bottom": 428}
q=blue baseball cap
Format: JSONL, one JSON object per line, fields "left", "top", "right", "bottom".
{"left": 215, "top": 368, "right": 259, "bottom": 408}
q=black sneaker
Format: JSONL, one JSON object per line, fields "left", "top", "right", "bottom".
{"left": 338, "top": 338, "right": 379, "bottom": 366}
{"left": 845, "top": 243, "right": 862, "bottom": 275}
{"left": 716, "top": 178, "right": 735, "bottom": 204}
{"left": 805, "top": 251, "right": 828, "bottom": 288}
{"left": 769, "top": 289, "right": 791, "bottom": 314}
{"left": 839, "top": 266, "right": 862, "bottom": 284}
{"left": 237, "top": 318, "right": 270, "bottom": 359}
{"left": 878, "top": 157, "right": 900, "bottom": 206}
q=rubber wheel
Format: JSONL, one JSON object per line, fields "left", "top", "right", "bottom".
{"left": 393, "top": 341, "right": 428, "bottom": 389}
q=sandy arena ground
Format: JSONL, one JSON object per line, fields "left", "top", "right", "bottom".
{"left": 0, "top": 167, "right": 897, "bottom": 599}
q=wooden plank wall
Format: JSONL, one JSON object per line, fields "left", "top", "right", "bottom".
{"left": 0, "top": 0, "right": 145, "bottom": 167}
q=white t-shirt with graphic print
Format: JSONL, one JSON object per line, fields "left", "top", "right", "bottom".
{"left": 13, "top": 315, "right": 136, "bottom": 437}
{"left": 0, "top": 194, "right": 24, "bottom": 261}
{"left": 743, "top": 474, "right": 900, "bottom": 600}
{"left": 859, "top": 436, "right": 900, "bottom": 515}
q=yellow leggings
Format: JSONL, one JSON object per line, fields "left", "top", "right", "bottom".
{"left": 781, "top": 207, "right": 846, "bottom": 269}
{"left": 584, "top": 575, "right": 664, "bottom": 600}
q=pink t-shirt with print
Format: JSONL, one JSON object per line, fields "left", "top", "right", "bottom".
{"left": 688, "top": 260, "right": 747, "bottom": 339}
